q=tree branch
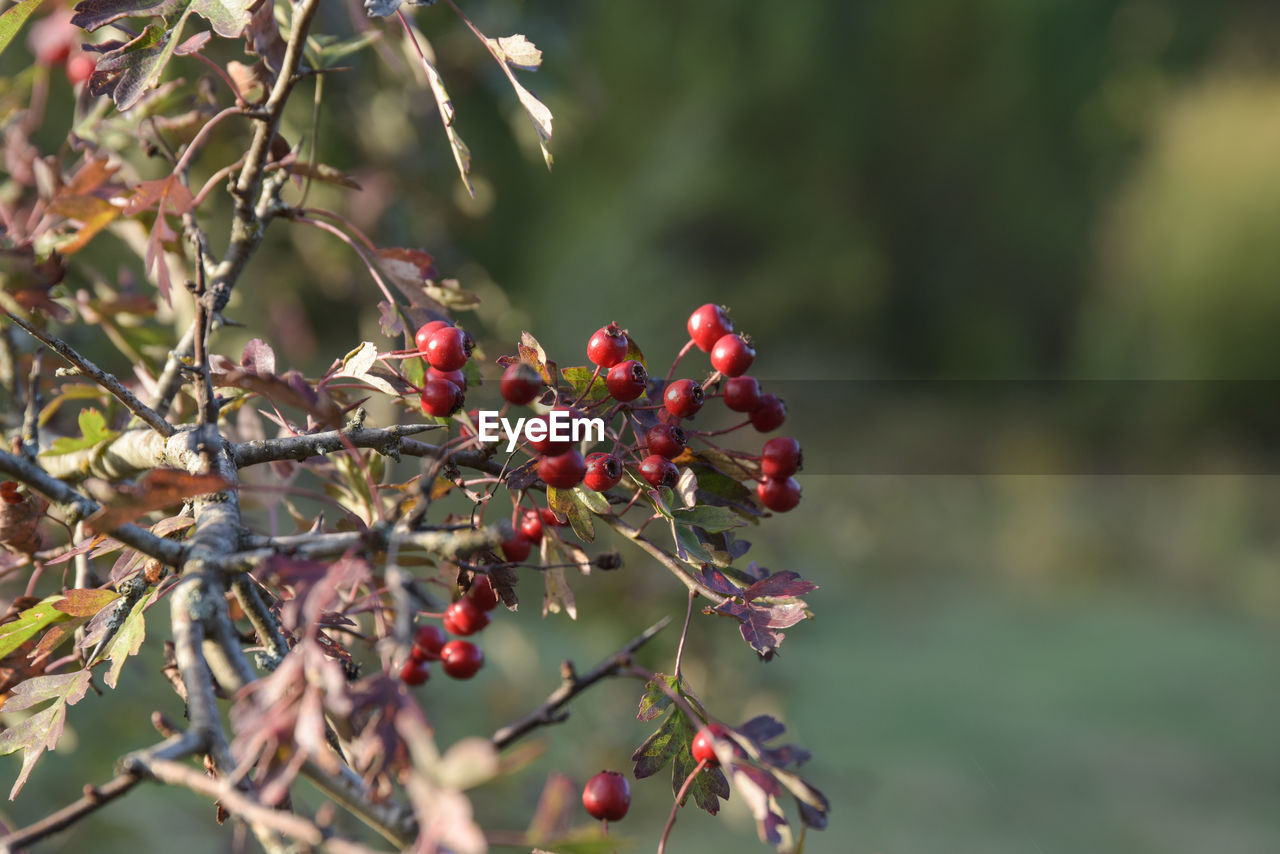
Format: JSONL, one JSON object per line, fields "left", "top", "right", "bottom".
{"left": 231, "top": 422, "right": 439, "bottom": 468}
{"left": 491, "top": 616, "right": 671, "bottom": 749}
{"left": 223, "top": 525, "right": 500, "bottom": 571}
{"left": 599, "top": 515, "right": 727, "bottom": 605}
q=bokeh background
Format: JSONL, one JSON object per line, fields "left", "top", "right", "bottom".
{"left": 7, "top": 0, "right": 1280, "bottom": 851}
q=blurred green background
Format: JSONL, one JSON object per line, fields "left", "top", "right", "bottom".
{"left": 7, "top": 0, "right": 1280, "bottom": 851}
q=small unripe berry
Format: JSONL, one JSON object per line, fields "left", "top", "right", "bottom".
{"left": 687, "top": 304, "right": 734, "bottom": 352}
{"left": 757, "top": 476, "right": 801, "bottom": 512}
{"left": 663, "top": 379, "right": 705, "bottom": 418}
{"left": 723, "top": 375, "right": 762, "bottom": 413}
{"left": 583, "top": 452, "right": 623, "bottom": 492}
{"left": 582, "top": 771, "right": 631, "bottom": 822}
{"left": 639, "top": 454, "right": 679, "bottom": 489}
{"left": 645, "top": 423, "right": 686, "bottom": 459}
{"left": 605, "top": 359, "right": 647, "bottom": 402}
{"left": 501, "top": 362, "right": 543, "bottom": 405}
{"left": 710, "top": 333, "right": 754, "bottom": 377}
{"left": 468, "top": 575, "right": 499, "bottom": 611}
{"left": 749, "top": 394, "right": 787, "bottom": 432}
{"left": 426, "top": 326, "right": 473, "bottom": 372}
{"left": 413, "top": 625, "right": 447, "bottom": 660}
{"left": 440, "top": 640, "right": 484, "bottom": 679}
{"left": 400, "top": 658, "right": 431, "bottom": 686}
{"left": 419, "top": 378, "right": 463, "bottom": 417}
{"left": 414, "top": 320, "right": 451, "bottom": 352}
{"left": 761, "top": 436, "right": 802, "bottom": 478}
{"left": 587, "top": 322, "right": 628, "bottom": 368}
{"left": 443, "top": 598, "right": 490, "bottom": 635}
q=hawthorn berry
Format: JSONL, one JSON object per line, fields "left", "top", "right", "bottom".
{"left": 749, "top": 393, "right": 787, "bottom": 432}
{"left": 419, "top": 378, "right": 463, "bottom": 417}
{"left": 539, "top": 506, "right": 568, "bottom": 527}
{"left": 582, "top": 771, "right": 630, "bottom": 822}
{"left": 425, "top": 326, "right": 473, "bottom": 372}
{"left": 414, "top": 320, "right": 451, "bottom": 353}
{"left": 583, "top": 452, "right": 623, "bottom": 492}
{"left": 413, "top": 625, "right": 447, "bottom": 660}
{"left": 440, "top": 640, "right": 485, "bottom": 679}
{"left": 723, "top": 375, "right": 762, "bottom": 413}
{"left": 469, "top": 575, "right": 499, "bottom": 611}
{"left": 639, "top": 454, "right": 679, "bottom": 489}
{"left": 400, "top": 658, "right": 431, "bottom": 686}
{"left": 761, "top": 436, "right": 802, "bottom": 478}
{"left": 539, "top": 449, "right": 586, "bottom": 489}
{"left": 501, "top": 362, "right": 543, "bottom": 405}
{"left": 691, "top": 723, "right": 732, "bottom": 766}
{"left": 757, "top": 476, "right": 802, "bottom": 512}
{"left": 605, "top": 359, "right": 647, "bottom": 402}
{"left": 664, "top": 379, "right": 705, "bottom": 418}
{"left": 427, "top": 366, "right": 466, "bottom": 392}
{"left": 587, "top": 322, "right": 628, "bottom": 368}
{"left": 443, "top": 598, "right": 490, "bottom": 635}
{"left": 65, "top": 53, "right": 95, "bottom": 86}
{"left": 501, "top": 531, "right": 533, "bottom": 562}
{"left": 687, "top": 304, "right": 734, "bottom": 352}
{"left": 519, "top": 510, "right": 544, "bottom": 543}
{"left": 710, "top": 333, "right": 755, "bottom": 377}
{"left": 526, "top": 409, "right": 574, "bottom": 455}
{"left": 645, "top": 423, "right": 686, "bottom": 459}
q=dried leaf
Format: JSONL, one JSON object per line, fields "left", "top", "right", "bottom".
{"left": 86, "top": 468, "right": 230, "bottom": 532}
{"left": 0, "top": 669, "right": 93, "bottom": 797}
{"left": 488, "top": 34, "right": 542, "bottom": 71}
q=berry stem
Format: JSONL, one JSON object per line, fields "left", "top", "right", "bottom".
{"left": 673, "top": 588, "right": 695, "bottom": 682}
{"left": 690, "top": 418, "right": 752, "bottom": 438}
{"left": 665, "top": 338, "right": 697, "bottom": 384}
{"left": 657, "top": 758, "right": 710, "bottom": 854}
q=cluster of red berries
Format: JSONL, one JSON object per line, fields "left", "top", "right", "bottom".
{"left": 498, "top": 505, "right": 566, "bottom": 563}
{"left": 398, "top": 575, "right": 496, "bottom": 685}
{"left": 413, "top": 319, "right": 476, "bottom": 417}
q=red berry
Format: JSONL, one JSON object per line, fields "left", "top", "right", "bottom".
{"left": 501, "top": 531, "right": 533, "bottom": 562}
{"left": 0, "top": 482, "right": 21, "bottom": 504}
{"left": 539, "top": 506, "right": 568, "bottom": 527}
{"left": 687, "top": 304, "right": 734, "bottom": 352}
{"left": 582, "top": 771, "right": 630, "bottom": 822}
{"left": 443, "top": 598, "right": 490, "bottom": 635}
{"left": 723, "top": 375, "right": 762, "bottom": 413}
{"left": 427, "top": 366, "right": 466, "bottom": 392}
{"left": 663, "top": 379, "right": 705, "bottom": 418}
{"left": 519, "top": 510, "right": 544, "bottom": 543}
{"left": 414, "top": 320, "right": 450, "bottom": 352}
{"left": 469, "top": 575, "right": 499, "bottom": 611}
{"left": 440, "top": 640, "right": 485, "bottom": 679}
{"left": 419, "top": 378, "right": 463, "bottom": 417}
{"left": 586, "top": 322, "right": 628, "bottom": 368}
{"left": 645, "top": 423, "right": 686, "bottom": 459}
{"left": 691, "top": 723, "right": 731, "bottom": 766}
{"left": 65, "top": 53, "right": 95, "bottom": 86}
{"left": 710, "top": 333, "right": 755, "bottom": 377}
{"left": 757, "top": 476, "right": 801, "bottom": 512}
{"left": 749, "top": 394, "right": 787, "bottom": 432}
{"left": 413, "top": 624, "right": 447, "bottom": 659}
{"left": 761, "top": 436, "right": 802, "bottom": 478}
{"left": 400, "top": 657, "right": 431, "bottom": 686}
{"left": 526, "top": 408, "right": 576, "bottom": 456}
{"left": 605, "top": 359, "right": 647, "bottom": 402}
{"left": 539, "top": 449, "right": 586, "bottom": 489}
{"left": 583, "top": 452, "right": 622, "bottom": 492}
{"left": 501, "top": 362, "right": 543, "bottom": 405}
{"left": 426, "top": 326, "right": 472, "bottom": 372}
{"left": 639, "top": 454, "right": 679, "bottom": 489}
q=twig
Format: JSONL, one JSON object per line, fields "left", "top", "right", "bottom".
{"left": 658, "top": 757, "right": 710, "bottom": 854}
{"left": 599, "top": 515, "right": 726, "bottom": 605}
{"left": 0, "top": 771, "right": 142, "bottom": 851}
{"left": 231, "top": 423, "right": 439, "bottom": 467}
{"left": 3, "top": 309, "right": 175, "bottom": 437}
{"left": 218, "top": 525, "right": 500, "bottom": 571}
{"left": 21, "top": 350, "right": 42, "bottom": 455}
{"left": 298, "top": 761, "right": 416, "bottom": 850}
{"left": 673, "top": 588, "right": 695, "bottom": 681}
{"left": 491, "top": 617, "right": 671, "bottom": 749}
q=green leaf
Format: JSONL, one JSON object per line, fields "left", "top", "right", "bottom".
{"left": 560, "top": 366, "right": 609, "bottom": 403}
{"left": 636, "top": 673, "right": 677, "bottom": 722}
{"left": 0, "top": 0, "right": 48, "bottom": 61}
{"left": 548, "top": 486, "right": 594, "bottom": 543}
{"left": 0, "top": 596, "right": 71, "bottom": 660}
{"left": 674, "top": 523, "right": 721, "bottom": 566}
{"left": 573, "top": 485, "right": 611, "bottom": 516}
{"left": 0, "top": 670, "right": 93, "bottom": 798}
{"left": 42, "top": 407, "right": 119, "bottom": 457}
{"left": 671, "top": 505, "right": 748, "bottom": 534}
{"left": 89, "top": 22, "right": 172, "bottom": 111}
{"left": 310, "top": 28, "right": 381, "bottom": 66}
{"left": 103, "top": 587, "right": 156, "bottom": 688}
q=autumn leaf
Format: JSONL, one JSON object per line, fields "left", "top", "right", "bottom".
{"left": 0, "top": 0, "right": 50, "bottom": 62}
{"left": 0, "top": 669, "right": 93, "bottom": 798}
{"left": 0, "top": 596, "right": 71, "bottom": 661}
{"left": 86, "top": 468, "right": 230, "bottom": 533}
{"left": 631, "top": 675, "right": 729, "bottom": 815}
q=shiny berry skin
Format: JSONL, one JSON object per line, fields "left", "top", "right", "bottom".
{"left": 639, "top": 454, "right": 679, "bottom": 489}
{"left": 413, "top": 625, "right": 447, "bottom": 660}
{"left": 761, "top": 436, "right": 802, "bottom": 478}
{"left": 65, "top": 53, "right": 96, "bottom": 86}
{"left": 419, "top": 378, "right": 463, "bottom": 417}
{"left": 519, "top": 510, "right": 544, "bottom": 543}
{"left": 587, "top": 322, "right": 628, "bottom": 368}
{"left": 539, "top": 507, "right": 568, "bottom": 527}
{"left": 526, "top": 409, "right": 575, "bottom": 456}
{"left": 428, "top": 366, "right": 466, "bottom": 392}
{"left": 687, "top": 304, "right": 734, "bottom": 352}
{"left": 414, "top": 320, "right": 450, "bottom": 352}
{"left": 664, "top": 379, "right": 705, "bottom": 418}
{"left": 691, "top": 723, "right": 731, "bottom": 766}
{"left": 645, "top": 423, "right": 686, "bottom": 459}
{"left": 582, "top": 771, "right": 631, "bottom": 822}
{"left": 440, "top": 640, "right": 485, "bottom": 679}
{"left": 723, "top": 375, "right": 762, "bottom": 413}
{"left": 749, "top": 394, "right": 787, "bottom": 432}
{"left": 469, "top": 575, "right": 499, "bottom": 611}
{"left": 710, "top": 333, "right": 755, "bottom": 377}
{"left": 605, "top": 359, "right": 647, "bottom": 402}
{"left": 400, "top": 657, "right": 431, "bottom": 685}
{"left": 583, "top": 453, "right": 623, "bottom": 492}
{"left": 539, "top": 449, "right": 586, "bottom": 489}
{"left": 443, "top": 598, "right": 490, "bottom": 635}
{"left": 501, "top": 362, "right": 543, "bottom": 405}
{"left": 425, "top": 326, "right": 473, "bottom": 372}
{"left": 757, "top": 476, "right": 801, "bottom": 512}
{"left": 501, "top": 531, "right": 532, "bottom": 561}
